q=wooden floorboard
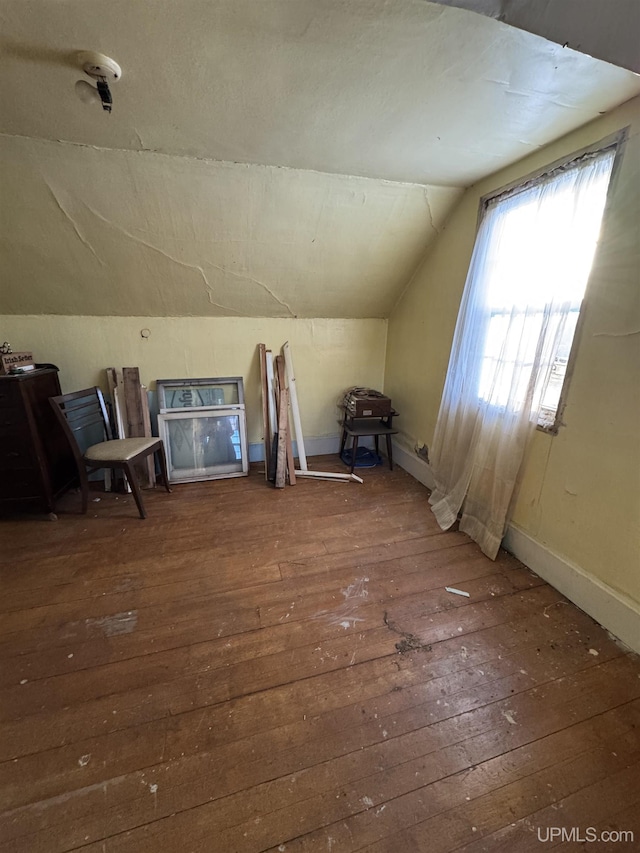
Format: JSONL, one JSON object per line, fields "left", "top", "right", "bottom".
{"left": 1, "top": 459, "right": 639, "bottom": 852}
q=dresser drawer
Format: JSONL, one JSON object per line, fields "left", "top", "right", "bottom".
{"left": 0, "top": 382, "right": 22, "bottom": 405}
{"left": 0, "top": 437, "right": 37, "bottom": 471}
{"left": 0, "top": 369, "right": 70, "bottom": 515}
{"left": 0, "top": 471, "right": 42, "bottom": 500}
{"left": 0, "top": 407, "right": 27, "bottom": 437}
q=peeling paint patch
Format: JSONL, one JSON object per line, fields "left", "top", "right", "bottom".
{"left": 314, "top": 577, "right": 369, "bottom": 628}
{"left": 342, "top": 578, "right": 369, "bottom": 600}
{"left": 86, "top": 610, "right": 138, "bottom": 637}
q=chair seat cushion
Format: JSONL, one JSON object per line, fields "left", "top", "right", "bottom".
{"left": 85, "top": 438, "right": 159, "bottom": 463}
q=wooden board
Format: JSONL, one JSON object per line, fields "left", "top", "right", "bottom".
{"left": 265, "top": 351, "right": 277, "bottom": 436}
{"left": 140, "top": 385, "right": 156, "bottom": 487}
{"left": 122, "top": 367, "right": 145, "bottom": 438}
{"left": 266, "top": 351, "right": 278, "bottom": 482}
{"left": 276, "top": 354, "right": 296, "bottom": 485}
{"left": 104, "top": 368, "right": 118, "bottom": 491}
{"left": 105, "top": 368, "right": 131, "bottom": 492}
{"left": 275, "top": 386, "right": 288, "bottom": 489}
{"left": 104, "top": 367, "right": 118, "bottom": 432}
{"left": 258, "top": 344, "right": 271, "bottom": 481}
{"left": 122, "top": 367, "right": 154, "bottom": 489}
{"left": 282, "top": 341, "right": 307, "bottom": 470}
{"left": 295, "top": 470, "right": 363, "bottom": 483}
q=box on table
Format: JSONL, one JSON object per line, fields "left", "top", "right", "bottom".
{"left": 344, "top": 389, "right": 392, "bottom": 418}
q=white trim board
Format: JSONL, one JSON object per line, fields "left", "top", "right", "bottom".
{"left": 391, "top": 438, "right": 436, "bottom": 490}
{"left": 391, "top": 437, "right": 640, "bottom": 654}
{"left": 249, "top": 433, "right": 377, "bottom": 463}
{"left": 249, "top": 434, "right": 339, "bottom": 463}
{"left": 502, "top": 525, "right": 640, "bottom": 654}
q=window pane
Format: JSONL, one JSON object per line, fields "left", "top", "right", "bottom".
{"left": 539, "top": 310, "right": 580, "bottom": 414}
{"left": 476, "top": 147, "right": 615, "bottom": 428}
{"left": 167, "top": 415, "right": 242, "bottom": 474}
{"left": 161, "top": 382, "right": 239, "bottom": 408}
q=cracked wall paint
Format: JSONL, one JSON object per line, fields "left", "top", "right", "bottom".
{"left": 80, "top": 200, "right": 244, "bottom": 316}
{"left": 203, "top": 261, "right": 296, "bottom": 318}
{"left": 2, "top": 134, "right": 461, "bottom": 318}
{"left": 423, "top": 189, "right": 440, "bottom": 240}
{"left": 84, "top": 196, "right": 292, "bottom": 316}
{"left": 45, "top": 182, "right": 106, "bottom": 269}
{"left": 593, "top": 329, "right": 640, "bottom": 338}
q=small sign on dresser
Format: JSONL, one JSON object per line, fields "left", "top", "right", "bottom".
{"left": 0, "top": 351, "right": 35, "bottom": 375}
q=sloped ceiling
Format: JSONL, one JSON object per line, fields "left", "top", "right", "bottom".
{"left": 1, "top": 134, "right": 460, "bottom": 318}
{"left": 431, "top": 0, "right": 640, "bottom": 74}
{"left": 1, "top": 0, "right": 639, "bottom": 318}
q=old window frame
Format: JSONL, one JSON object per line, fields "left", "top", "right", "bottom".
{"left": 477, "top": 128, "right": 627, "bottom": 434}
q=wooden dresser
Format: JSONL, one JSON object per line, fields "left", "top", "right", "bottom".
{"left": 0, "top": 368, "right": 76, "bottom": 517}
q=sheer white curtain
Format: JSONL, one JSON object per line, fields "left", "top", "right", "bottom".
{"left": 429, "top": 149, "right": 615, "bottom": 559}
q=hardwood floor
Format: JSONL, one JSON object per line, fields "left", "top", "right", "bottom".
{"left": 1, "top": 460, "right": 639, "bottom": 852}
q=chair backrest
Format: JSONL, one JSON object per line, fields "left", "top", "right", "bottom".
{"left": 50, "top": 387, "right": 113, "bottom": 467}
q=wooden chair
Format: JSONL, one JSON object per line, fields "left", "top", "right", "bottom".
{"left": 50, "top": 387, "right": 171, "bottom": 519}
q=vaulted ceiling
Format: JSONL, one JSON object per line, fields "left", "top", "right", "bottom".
{"left": 1, "top": 0, "right": 639, "bottom": 318}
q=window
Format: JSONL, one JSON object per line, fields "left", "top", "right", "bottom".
{"left": 477, "top": 142, "right": 617, "bottom": 431}
{"left": 428, "top": 135, "right": 623, "bottom": 558}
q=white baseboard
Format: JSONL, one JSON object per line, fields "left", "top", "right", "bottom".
{"left": 391, "top": 438, "right": 436, "bottom": 490}
{"left": 391, "top": 438, "right": 640, "bottom": 654}
{"left": 249, "top": 433, "right": 349, "bottom": 463}
{"left": 503, "top": 525, "right": 640, "bottom": 654}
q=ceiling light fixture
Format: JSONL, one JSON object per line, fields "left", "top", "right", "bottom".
{"left": 75, "top": 51, "right": 122, "bottom": 113}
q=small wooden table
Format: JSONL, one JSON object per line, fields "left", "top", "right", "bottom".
{"left": 338, "top": 408, "right": 399, "bottom": 473}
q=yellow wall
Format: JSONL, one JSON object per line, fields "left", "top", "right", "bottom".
{"left": 385, "top": 96, "right": 640, "bottom": 604}
{"left": 0, "top": 315, "right": 386, "bottom": 444}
